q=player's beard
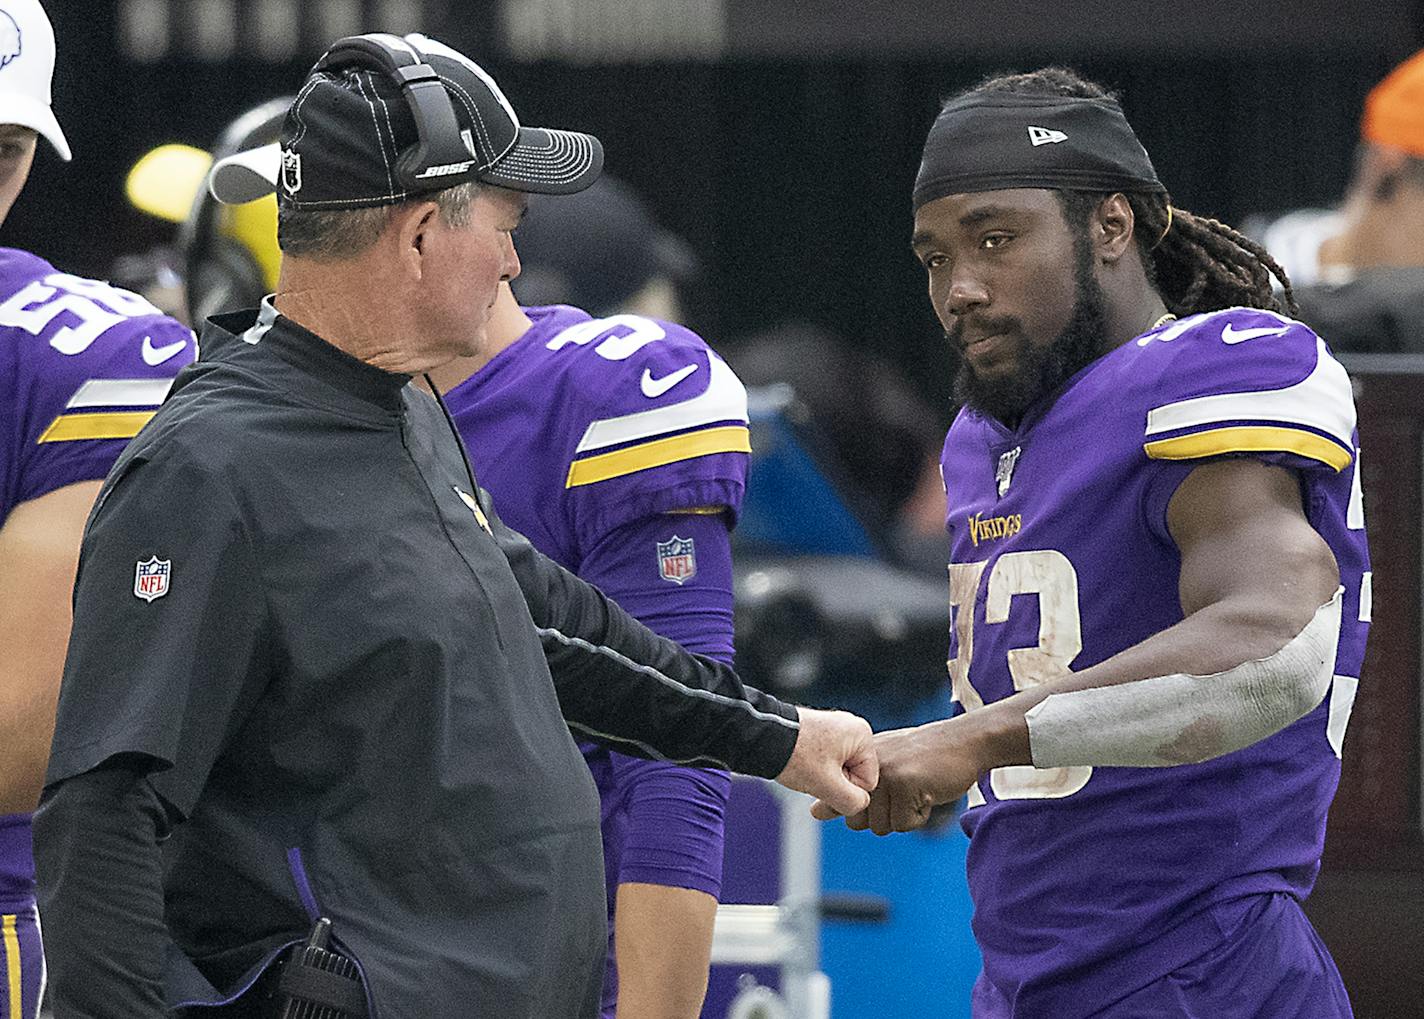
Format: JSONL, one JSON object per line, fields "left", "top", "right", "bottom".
{"left": 947, "top": 242, "right": 1108, "bottom": 426}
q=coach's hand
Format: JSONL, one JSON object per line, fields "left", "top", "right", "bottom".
{"left": 775, "top": 708, "right": 878, "bottom": 817}
{"left": 812, "top": 717, "right": 984, "bottom": 834}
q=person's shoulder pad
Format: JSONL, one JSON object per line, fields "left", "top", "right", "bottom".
{"left": 537, "top": 312, "right": 750, "bottom": 492}
{"left": 4, "top": 264, "right": 195, "bottom": 444}
{"left": 1136, "top": 307, "right": 1355, "bottom": 474}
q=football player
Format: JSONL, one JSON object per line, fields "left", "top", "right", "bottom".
{"left": 817, "top": 68, "right": 1368, "bottom": 1018}
{"left": 427, "top": 183, "right": 746, "bottom": 1016}
{"left": 0, "top": 3, "right": 194, "bottom": 1015}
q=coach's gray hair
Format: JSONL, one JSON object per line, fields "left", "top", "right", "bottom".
{"left": 277, "top": 182, "right": 481, "bottom": 260}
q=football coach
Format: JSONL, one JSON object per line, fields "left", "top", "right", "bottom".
{"left": 33, "top": 33, "right": 876, "bottom": 1019}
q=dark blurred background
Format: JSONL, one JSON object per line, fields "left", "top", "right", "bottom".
{"left": 13, "top": 0, "right": 1421, "bottom": 422}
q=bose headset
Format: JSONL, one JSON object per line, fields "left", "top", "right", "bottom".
{"left": 183, "top": 34, "right": 483, "bottom": 322}
{"left": 311, "top": 34, "right": 482, "bottom": 192}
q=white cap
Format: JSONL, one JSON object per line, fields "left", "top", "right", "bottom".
{"left": 0, "top": 0, "right": 69, "bottom": 160}
{"left": 208, "top": 142, "right": 280, "bottom": 205}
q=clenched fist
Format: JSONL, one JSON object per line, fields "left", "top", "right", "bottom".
{"left": 775, "top": 707, "right": 878, "bottom": 817}
{"left": 812, "top": 715, "right": 990, "bottom": 834}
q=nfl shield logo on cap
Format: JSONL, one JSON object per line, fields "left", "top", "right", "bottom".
{"left": 656, "top": 536, "right": 697, "bottom": 585}
{"left": 134, "top": 555, "right": 171, "bottom": 602}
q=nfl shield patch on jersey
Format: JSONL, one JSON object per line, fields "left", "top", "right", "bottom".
{"left": 656, "top": 536, "right": 697, "bottom": 585}
{"left": 133, "top": 556, "right": 170, "bottom": 602}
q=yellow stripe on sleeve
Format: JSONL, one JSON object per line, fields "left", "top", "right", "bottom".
{"left": 37, "top": 411, "right": 156, "bottom": 444}
{"left": 1144, "top": 425, "right": 1352, "bottom": 472}
{"left": 3, "top": 913, "right": 20, "bottom": 1019}
{"left": 566, "top": 426, "right": 751, "bottom": 488}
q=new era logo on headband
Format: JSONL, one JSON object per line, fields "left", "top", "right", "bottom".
{"left": 1028, "top": 126, "right": 1068, "bottom": 146}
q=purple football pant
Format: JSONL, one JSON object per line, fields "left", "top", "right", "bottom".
{"left": 0, "top": 901, "right": 44, "bottom": 1019}
{"left": 973, "top": 892, "right": 1352, "bottom": 1019}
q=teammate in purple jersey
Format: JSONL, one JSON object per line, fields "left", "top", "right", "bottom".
{"left": 814, "top": 68, "right": 1368, "bottom": 1017}
{"left": 0, "top": 3, "right": 195, "bottom": 1015}
{"left": 430, "top": 280, "right": 748, "bottom": 1019}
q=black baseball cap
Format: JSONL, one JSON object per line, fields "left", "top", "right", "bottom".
{"left": 210, "top": 33, "right": 602, "bottom": 208}
{"left": 512, "top": 177, "right": 698, "bottom": 314}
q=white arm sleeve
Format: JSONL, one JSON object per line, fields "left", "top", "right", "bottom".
{"left": 1025, "top": 588, "right": 1342, "bottom": 768}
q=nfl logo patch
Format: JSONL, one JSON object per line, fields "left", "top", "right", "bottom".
{"left": 656, "top": 536, "right": 697, "bottom": 585}
{"left": 281, "top": 148, "right": 303, "bottom": 194}
{"left": 133, "top": 556, "right": 171, "bottom": 602}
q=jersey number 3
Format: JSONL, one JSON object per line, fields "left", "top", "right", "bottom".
{"left": 949, "top": 550, "right": 1093, "bottom": 804}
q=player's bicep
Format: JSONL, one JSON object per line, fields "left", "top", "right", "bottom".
{"left": 0, "top": 479, "right": 103, "bottom": 670}
{"left": 0, "top": 481, "right": 103, "bottom": 808}
{"left": 1166, "top": 458, "right": 1339, "bottom": 630}
{"left": 0, "top": 479, "right": 102, "bottom": 630}
{"left": 578, "top": 510, "right": 736, "bottom": 662}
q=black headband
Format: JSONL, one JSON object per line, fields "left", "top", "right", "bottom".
{"left": 912, "top": 92, "right": 1166, "bottom": 212}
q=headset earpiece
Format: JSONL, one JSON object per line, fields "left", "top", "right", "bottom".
{"left": 182, "top": 96, "right": 290, "bottom": 323}
{"left": 312, "top": 34, "right": 476, "bottom": 191}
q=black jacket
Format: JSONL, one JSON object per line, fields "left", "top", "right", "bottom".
{"left": 36, "top": 304, "right": 799, "bottom": 1018}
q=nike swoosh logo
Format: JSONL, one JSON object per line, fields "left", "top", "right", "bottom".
{"left": 141, "top": 335, "right": 189, "bottom": 366}
{"left": 641, "top": 363, "right": 698, "bottom": 398}
{"left": 1221, "top": 323, "right": 1290, "bottom": 345}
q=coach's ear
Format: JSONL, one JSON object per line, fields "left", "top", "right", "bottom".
{"left": 388, "top": 199, "right": 442, "bottom": 282}
{"left": 1094, "top": 193, "right": 1135, "bottom": 264}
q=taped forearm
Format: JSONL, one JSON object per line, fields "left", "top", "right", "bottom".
{"left": 34, "top": 759, "right": 171, "bottom": 1016}
{"left": 1026, "top": 589, "right": 1341, "bottom": 768}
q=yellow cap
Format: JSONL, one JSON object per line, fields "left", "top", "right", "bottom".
{"left": 125, "top": 143, "right": 211, "bottom": 223}
{"left": 1362, "top": 49, "right": 1424, "bottom": 159}
{"left": 223, "top": 194, "right": 281, "bottom": 291}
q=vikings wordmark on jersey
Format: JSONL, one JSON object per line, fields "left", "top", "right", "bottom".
{"left": 940, "top": 307, "right": 1369, "bottom": 1016}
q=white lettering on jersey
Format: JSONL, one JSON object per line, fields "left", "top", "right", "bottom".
{"left": 1326, "top": 675, "right": 1359, "bottom": 758}
{"left": 1347, "top": 449, "right": 1365, "bottom": 530}
{"left": 950, "top": 550, "right": 1092, "bottom": 803}
{"left": 1136, "top": 314, "right": 1204, "bottom": 347}
{"left": 0, "top": 273, "right": 164, "bottom": 356}
{"left": 545, "top": 314, "right": 667, "bottom": 361}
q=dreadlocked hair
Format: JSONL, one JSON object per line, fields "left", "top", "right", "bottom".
{"left": 960, "top": 68, "right": 1297, "bottom": 317}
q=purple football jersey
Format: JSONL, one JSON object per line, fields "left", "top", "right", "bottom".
{"left": 0, "top": 247, "right": 194, "bottom": 1007}
{"left": 941, "top": 307, "right": 1369, "bottom": 1017}
{"left": 445, "top": 305, "right": 750, "bottom": 568}
{"left": 0, "top": 248, "right": 195, "bottom": 527}
{"left": 442, "top": 304, "right": 748, "bottom": 1015}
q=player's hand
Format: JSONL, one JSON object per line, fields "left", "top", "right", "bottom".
{"left": 775, "top": 707, "right": 878, "bottom": 817}
{"left": 811, "top": 717, "right": 983, "bottom": 834}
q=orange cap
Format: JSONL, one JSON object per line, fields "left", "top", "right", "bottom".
{"left": 1362, "top": 49, "right": 1424, "bottom": 158}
